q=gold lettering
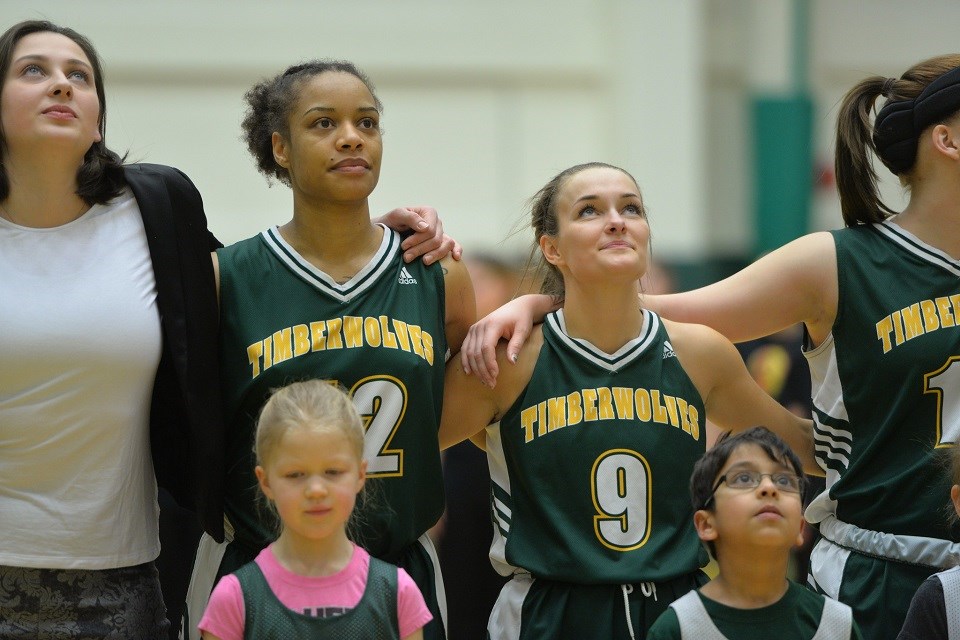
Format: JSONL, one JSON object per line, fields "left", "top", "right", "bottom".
{"left": 612, "top": 387, "right": 635, "bottom": 420}
{"left": 392, "top": 319, "right": 410, "bottom": 351}
{"left": 272, "top": 328, "right": 292, "bottom": 364}
{"left": 326, "top": 318, "right": 344, "bottom": 349}
{"left": 292, "top": 324, "right": 310, "bottom": 356}
{"left": 363, "top": 316, "right": 382, "bottom": 347}
{"left": 547, "top": 397, "right": 567, "bottom": 431}
{"left": 688, "top": 405, "right": 701, "bottom": 440}
{"left": 408, "top": 325, "right": 424, "bottom": 358}
{"left": 310, "top": 321, "right": 327, "bottom": 351}
{"left": 597, "top": 387, "right": 614, "bottom": 421}
{"left": 921, "top": 300, "right": 940, "bottom": 333}
{"left": 651, "top": 390, "right": 668, "bottom": 424}
{"left": 521, "top": 406, "right": 538, "bottom": 443}
{"left": 876, "top": 316, "right": 894, "bottom": 354}
{"left": 635, "top": 389, "right": 651, "bottom": 422}
{"left": 582, "top": 388, "right": 599, "bottom": 422}
{"left": 380, "top": 316, "right": 399, "bottom": 348}
{"left": 537, "top": 401, "right": 548, "bottom": 437}
{"left": 676, "top": 397, "right": 691, "bottom": 434}
{"left": 901, "top": 303, "right": 925, "bottom": 341}
{"left": 892, "top": 310, "right": 905, "bottom": 346}
{"left": 936, "top": 297, "right": 956, "bottom": 329}
{"left": 343, "top": 316, "right": 364, "bottom": 348}
{"left": 263, "top": 336, "right": 273, "bottom": 369}
{"left": 663, "top": 394, "right": 679, "bottom": 427}
{"left": 421, "top": 330, "right": 434, "bottom": 365}
{"left": 567, "top": 391, "right": 584, "bottom": 426}
{"left": 247, "top": 342, "right": 263, "bottom": 377}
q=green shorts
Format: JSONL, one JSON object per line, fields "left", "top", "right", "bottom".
{"left": 809, "top": 538, "right": 935, "bottom": 640}
{"left": 488, "top": 571, "right": 708, "bottom": 640}
{"left": 395, "top": 533, "right": 448, "bottom": 640}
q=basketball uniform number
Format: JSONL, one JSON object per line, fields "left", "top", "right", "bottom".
{"left": 350, "top": 376, "right": 408, "bottom": 477}
{"left": 924, "top": 356, "right": 960, "bottom": 447}
{"left": 591, "top": 450, "right": 652, "bottom": 551}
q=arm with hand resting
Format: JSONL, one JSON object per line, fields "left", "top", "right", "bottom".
{"left": 441, "top": 330, "right": 542, "bottom": 450}
{"left": 460, "top": 294, "right": 558, "bottom": 387}
{"left": 461, "top": 232, "right": 836, "bottom": 389}
{"left": 374, "top": 206, "right": 462, "bottom": 265}
{"left": 644, "top": 232, "right": 837, "bottom": 345}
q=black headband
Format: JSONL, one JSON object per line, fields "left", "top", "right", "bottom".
{"left": 873, "top": 65, "right": 960, "bottom": 174}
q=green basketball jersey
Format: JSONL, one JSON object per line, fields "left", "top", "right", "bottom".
{"left": 218, "top": 226, "right": 446, "bottom": 562}
{"left": 488, "top": 309, "right": 708, "bottom": 583}
{"left": 805, "top": 222, "right": 960, "bottom": 543}
{"left": 236, "top": 555, "right": 399, "bottom": 640}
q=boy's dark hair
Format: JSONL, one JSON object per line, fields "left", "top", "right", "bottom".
{"left": 690, "top": 426, "right": 806, "bottom": 558}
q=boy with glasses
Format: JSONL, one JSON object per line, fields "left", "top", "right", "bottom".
{"left": 648, "top": 427, "right": 861, "bottom": 639}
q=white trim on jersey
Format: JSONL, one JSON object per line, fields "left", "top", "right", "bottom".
{"left": 815, "top": 515, "right": 960, "bottom": 570}
{"left": 804, "top": 333, "right": 850, "bottom": 422}
{"left": 485, "top": 423, "right": 516, "bottom": 578}
{"left": 935, "top": 566, "right": 960, "bottom": 639}
{"left": 487, "top": 574, "right": 534, "bottom": 640}
{"left": 813, "top": 419, "right": 852, "bottom": 469}
{"left": 259, "top": 224, "right": 399, "bottom": 302}
{"left": 546, "top": 309, "right": 660, "bottom": 372}
{"left": 877, "top": 220, "right": 960, "bottom": 277}
{"left": 808, "top": 537, "right": 850, "bottom": 600}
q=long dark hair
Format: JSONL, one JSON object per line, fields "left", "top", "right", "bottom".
{"left": 834, "top": 54, "right": 960, "bottom": 226}
{"left": 0, "top": 20, "right": 125, "bottom": 204}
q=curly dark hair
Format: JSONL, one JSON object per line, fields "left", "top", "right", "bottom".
{"left": 241, "top": 59, "right": 382, "bottom": 187}
{"left": 0, "top": 20, "right": 125, "bottom": 204}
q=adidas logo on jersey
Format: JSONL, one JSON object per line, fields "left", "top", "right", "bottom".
{"left": 662, "top": 341, "right": 676, "bottom": 359}
{"left": 398, "top": 267, "right": 418, "bottom": 285}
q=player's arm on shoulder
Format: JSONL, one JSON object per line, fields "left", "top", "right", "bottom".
{"left": 402, "top": 630, "right": 425, "bottom": 640}
{"left": 440, "top": 328, "right": 542, "bottom": 450}
{"left": 441, "top": 255, "right": 477, "bottom": 358}
{"left": 645, "top": 232, "right": 836, "bottom": 345}
{"left": 669, "top": 321, "right": 819, "bottom": 474}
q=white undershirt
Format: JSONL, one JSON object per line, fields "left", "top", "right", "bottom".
{"left": 0, "top": 189, "right": 163, "bottom": 569}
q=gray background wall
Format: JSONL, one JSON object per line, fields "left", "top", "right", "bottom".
{"left": 5, "top": 0, "right": 960, "bottom": 283}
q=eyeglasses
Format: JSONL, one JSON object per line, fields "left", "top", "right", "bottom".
{"left": 702, "top": 470, "right": 803, "bottom": 508}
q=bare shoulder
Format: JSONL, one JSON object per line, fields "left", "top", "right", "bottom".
{"left": 661, "top": 318, "right": 742, "bottom": 390}
{"left": 440, "top": 253, "right": 467, "bottom": 277}
{"left": 661, "top": 318, "right": 730, "bottom": 356}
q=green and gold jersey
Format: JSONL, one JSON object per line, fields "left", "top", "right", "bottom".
{"left": 488, "top": 309, "right": 707, "bottom": 583}
{"left": 805, "top": 221, "right": 960, "bottom": 546}
{"left": 218, "top": 226, "right": 446, "bottom": 562}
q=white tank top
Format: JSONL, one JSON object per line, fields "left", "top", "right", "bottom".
{"left": 0, "top": 189, "right": 162, "bottom": 569}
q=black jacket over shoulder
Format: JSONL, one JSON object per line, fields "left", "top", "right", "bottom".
{"left": 124, "top": 163, "right": 225, "bottom": 542}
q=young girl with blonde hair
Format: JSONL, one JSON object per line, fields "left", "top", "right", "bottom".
{"left": 199, "top": 379, "right": 431, "bottom": 640}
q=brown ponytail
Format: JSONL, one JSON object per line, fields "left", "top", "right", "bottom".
{"left": 834, "top": 54, "right": 960, "bottom": 227}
